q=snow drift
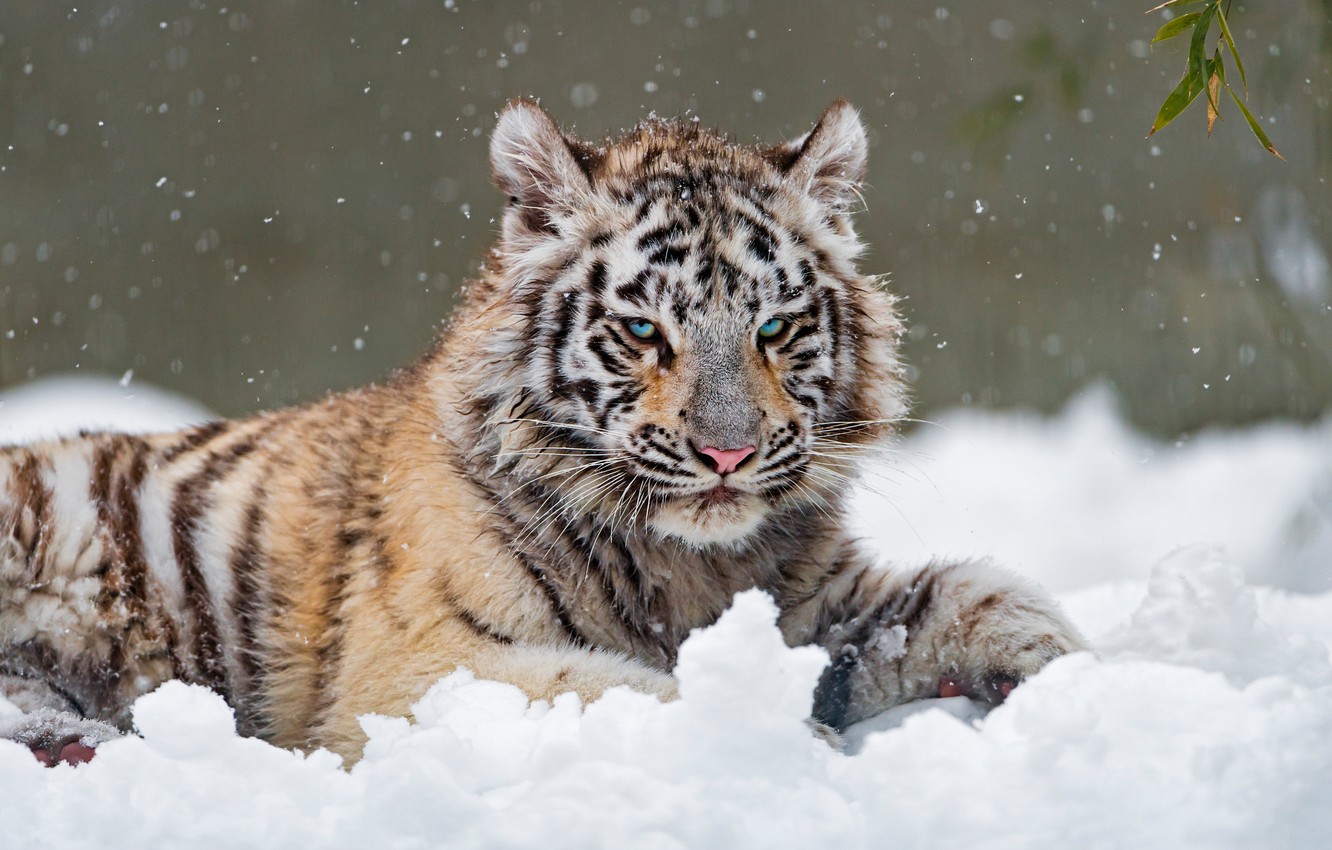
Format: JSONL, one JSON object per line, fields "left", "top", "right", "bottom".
{"left": 1, "top": 377, "right": 1329, "bottom": 849}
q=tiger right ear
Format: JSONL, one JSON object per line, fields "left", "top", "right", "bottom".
{"left": 490, "top": 99, "right": 594, "bottom": 234}
{"left": 775, "top": 100, "right": 868, "bottom": 211}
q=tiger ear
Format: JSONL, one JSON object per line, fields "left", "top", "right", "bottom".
{"left": 776, "top": 100, "right": 868, "bottom": 210}
{"left": 490, "top": 99, "right": 594, "bottom": 234}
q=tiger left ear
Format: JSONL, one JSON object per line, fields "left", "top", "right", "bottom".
{"left": 490, "top": 98, "right": 595, "bottom": 234}
{"left": 777, "top": 100, "right": 868, "bottom": 210}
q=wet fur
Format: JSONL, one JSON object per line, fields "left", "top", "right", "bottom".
{"left": 0, "top": 101, "right": 1086, "bottom": 762}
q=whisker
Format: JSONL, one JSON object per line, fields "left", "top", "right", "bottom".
{"left": 499, "top": 417, "right": 622, "bottom": 438}
{"left": 526, "top": 456, "right": 624, "bottom": 485}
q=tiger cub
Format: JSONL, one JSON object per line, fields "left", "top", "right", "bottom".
{"left": 0, "top": 99, "right": 1086, "bottom": 766}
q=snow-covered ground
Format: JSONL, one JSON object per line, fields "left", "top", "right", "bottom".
{"left": 1, "top": 376, "right": 1329, "bottom": 849}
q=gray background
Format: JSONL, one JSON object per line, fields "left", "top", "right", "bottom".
{"left": 1, "top": 0, "right": 1329, "bottom": 434}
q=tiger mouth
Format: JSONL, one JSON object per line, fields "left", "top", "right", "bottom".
{"left": 696, "top": 484, "right": 741, "bottom": 506}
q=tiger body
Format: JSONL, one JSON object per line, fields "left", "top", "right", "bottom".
{"left": 0, "top": 100, "right": 1085, "bottom": 762}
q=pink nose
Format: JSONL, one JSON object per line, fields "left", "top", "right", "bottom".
{"left": 697, "top": 445, "right": 756, "bottom": 475}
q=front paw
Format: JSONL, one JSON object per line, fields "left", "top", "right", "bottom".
{"left": 814, "top": 561, "right": 1087, "bottom": 727}
{"left": 907, "top": 560, "right": 1088, "bottom": 705}
{"left": 1, "top": 708, "right": 120, "bottom": 767}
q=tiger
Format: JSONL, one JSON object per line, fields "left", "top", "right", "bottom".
{"left": 0, "top": 99, "right": 1087, "bottom": 767}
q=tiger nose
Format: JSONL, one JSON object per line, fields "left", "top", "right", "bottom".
{"left": 694, "top": 444, "right": 756, "bottom": 476}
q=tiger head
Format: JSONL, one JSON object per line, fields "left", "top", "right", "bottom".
{"left": 479, "top": 99, "right": 906, "bottom": 547}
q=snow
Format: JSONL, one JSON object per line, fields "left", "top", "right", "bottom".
{"left": 2, "top": 376, "right": 1330, "bottom": 849}
{"left": 0, "top": 375, "right": 214, "bottom": 445}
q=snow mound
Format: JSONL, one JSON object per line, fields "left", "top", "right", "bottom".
{"left": 852, "top": 385, "right": 1332, "bottom": 594}
{"left": 0, "top": 374, "right": 214, "bottom": 445}
{"left": 3, "top": 584, "right": 1330, "bottom": 849}
{"left": 1, "top": 378, "right": 1330, "bottom": 847}
{"left": 1100, "top": 545, "right": 1331, "bottom": 687}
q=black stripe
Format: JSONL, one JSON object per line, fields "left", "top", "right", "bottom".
{"left": 614, "top": 270, "right": 651, "bottom": 304}
{"left": 777, "top": 323, "right": 818, "bottom": 354}
{"left": 563, "top": 379, "right": 599, "bottom": 408}
{"left": 817, "top": 286, "right": 843, "bottom": 345}
{"left": 636, "top": 224, "right": 675, "bottom": 251}
{"left": 798, "top": 259, "right": 818, "bottom": 289}
{"left": 763, "top": 431, "right": 797, "bottom": 459}
{"left": 695, "top": 255, "right": 714, "bottom": 285}
{"left": 89, "top": 441, "right": 116, "bottom": 514}
{"left": 632, "top": 196, "right": 654, "bottom": 224}
{"left": 671, "top": 300, "right": 689, "bottom": 328}
{"left": 602, "top": 385, "right": 644, "bottom": 414}
{"left": 647, "top": 243, "right": 688, "bottom": 266}
{"left": 161, "top": 421, "right": 230, "bottom": 463}
{"left": 631, "top": 455, "right": 685, "bottom": 476}
{"left": 113, "top": 437, "right": 186, "bottom": 680}
{"left": 588, "top": 335, "right": 630, "bottom": 377}
{"left": 791, "top": 391, "right": 820, "bottom": 411}
{"left": 516, "top": 549, "right": 585, "bottom": 645}
{"left": 644, "top": 437, "right": 684, "bottom": 463}
{"left": 757, "top": 452, "right": 806, "bottom": 482}
{"left": 89, "top": 441, "right": 130, "bottom": 685}
{"left": 230, "top": 485, "right": 270, "bottom": 686}
{"left": 566, "top": 531, "right": 660, "bottom": 656}
{"left": 550, "top": 289, "right": 580, "bottom": 359}
{"left": 607, "top": 330, "right": 640, "bottom": 359}
{"left": 548, "top": 290, "right": 582, "bottom": 399}
{"left": 713, "top": 257, "right": 745, "bottom": 294}
{"left": 894, "top": 572, "right": 939, "bottom": 637}
{"left": 454, "top": 601, "right": 514, "bottom": 645}
{"left": 743, "top": 222, "right": 778, "bottom": 264}
{"left": 586, "top": 260, "right": 607, "bottom": 295}
{"left": 169, "top": 433, "right": 260, "bottom": 694}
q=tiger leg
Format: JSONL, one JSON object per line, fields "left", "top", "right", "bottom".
{"left": 0, "top": 674, "right": 121, "bottom": 766}
{"left": 313, "top": 640, "right": 677, "bottom": 764}
{"left": 783, "top": 557, "right": 1088, "bottom": 730}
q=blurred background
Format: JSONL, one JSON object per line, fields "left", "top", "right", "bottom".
{"left": 1, "top": 0, "right": 1329, "bottom": 435}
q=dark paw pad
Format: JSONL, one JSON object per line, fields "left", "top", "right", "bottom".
{"left": 30, "top": 738, "right": 97, "bottom": 767}
{"left": 982, "top": 674, "right": 1019, "bottom": 704}
{"left": 937, "top": 676, "right": 965, "bottom": 699}
{"left": 937, "top": 673, "right": 1020, "bottom": 705}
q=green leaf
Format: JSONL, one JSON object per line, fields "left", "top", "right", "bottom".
{"left": 1148, "top": 66, "right": 1205, "bottom": 135}
{"left": 1224, "top": 81, "right": 1285, "bottom": 159}
{"left": 1188, "top": 5, "right": 1218, "bottom": 111}
{"left": 1152, "top": 11, "right": 1202, "bottom": 44}
{"left": 1214, "top": 3, "right": 1248, "bottom": 92}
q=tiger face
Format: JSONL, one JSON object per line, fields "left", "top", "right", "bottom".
{"left": 486, "top": 100, "right": 906, "bottom": 547}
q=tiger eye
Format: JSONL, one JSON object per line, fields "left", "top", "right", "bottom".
{"left": 757, "top": 317, "right": 787, "bottom": 340}
{"left": 626, "top": 319, "right": 659, "bottom": 341}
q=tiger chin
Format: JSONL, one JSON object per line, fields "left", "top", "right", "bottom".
{"left": 649, "top": 486, "right": 767, "bottom": 547}
{"left": 0, "top": 97, "right": 1088, "bottom": 768}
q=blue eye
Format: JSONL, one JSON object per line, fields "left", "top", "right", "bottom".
{"left": 626, "top": 319, "right": 659, "bottom": 341}
{"left": 757, "top": 317, "right": 787, "bottom": 340}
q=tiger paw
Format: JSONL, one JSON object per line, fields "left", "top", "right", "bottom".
{"left": 814, "top": 561, "right": 1088, "bottom": 729}
{"left": 911, "top": 561, "right": 1089, "bottom": 706}
{"left": 1, "top": 708, "right": 119, "bottom": 768}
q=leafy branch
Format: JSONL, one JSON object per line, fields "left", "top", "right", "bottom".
{"left": 1146, "top": 0, "right": 1283, "bottom": 159}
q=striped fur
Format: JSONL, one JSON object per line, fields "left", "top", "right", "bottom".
{"left": 0, "top": 101, "right": 1086, "bottom": 762}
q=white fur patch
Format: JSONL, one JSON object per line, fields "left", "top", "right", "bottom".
{"left": 648, "top": 492, "right": 767, "bottom": 547}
